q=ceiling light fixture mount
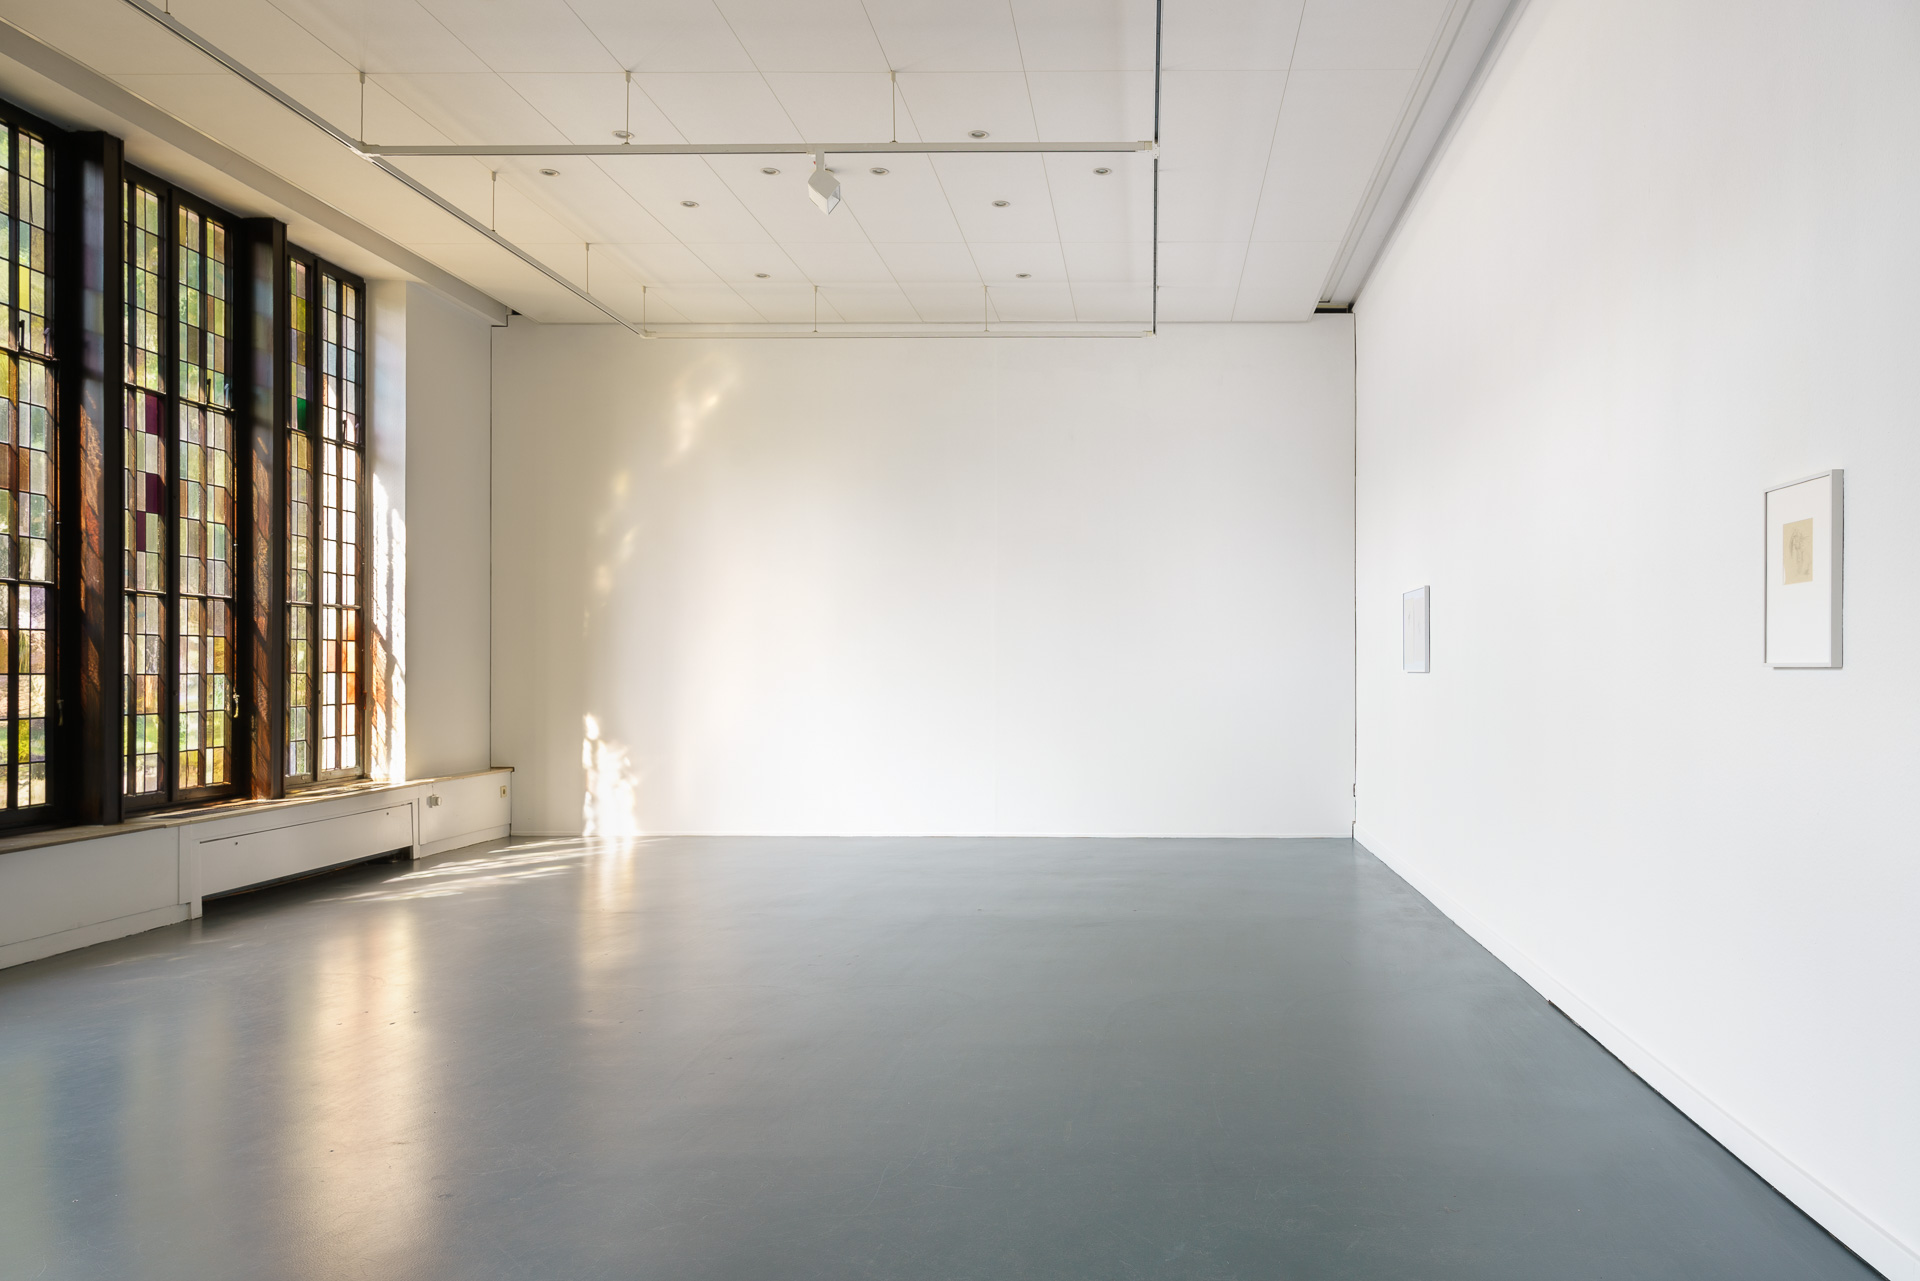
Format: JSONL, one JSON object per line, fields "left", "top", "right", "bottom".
{"left": 1094, "top": 166, "right": 1111, "bottom": 175}
{"left": 807, "top": 149, "right": 842, "bottom": 215}
{"left": 761, "top": 167, "right": 780, "bottom": 175}
{"left": 968, "top": 130, "right": 989, "bottom": 139}
{"left": 680, "top": 200, "right": 698, "bottom": 207}
{"left": 539, "top": 167, "right": 559, "bottom": 176}
{"left": 612, "top": 130, "right": 633, "bottom": 140}
{"left": 1016, "top": 273, "right": 1031, "bottom": 278}
{"left": 870, "top": 167, "right": 888, "bottom": 175}
{"left": 755, "top": 272, "right": 770, "bottom": 278}
{"left": 992, "top": 200, "right": 1010, "bottom": 207}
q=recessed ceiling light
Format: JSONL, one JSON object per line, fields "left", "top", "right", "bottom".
{"left": 680, "top": 200, "right": 699, "bottom": 207}
{"left": 992, "top": 200, "right": 1010, "bottom": 207}
{"left": 1093, "top": 166, "right": 1112, "bottom": 175}
{"left": 869, "top": 167, "right": 889, "bottom": 176}
{"left": 539, "top": 168, "right": 560, "bottom": 176}
{"left": 754, "top": 272, "right": 770, "bottom": 278}
{"left": 1016, "top": 272, "right": 1031, "bottom": 279}
{"left": 612, "top": 130, "right": 633, "bottom": 140}
{"left": 761, "top": 167, "right": 780, "bottom": 175}
{"left": 968, "top": 130, "right": 989, "bottom": 139}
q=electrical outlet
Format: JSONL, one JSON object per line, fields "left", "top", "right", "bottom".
{"left": 427, "top": 794, "right": 440, "bottom": 808}
{"left": 499, "top": 785, "right": 507, "bottom": 797}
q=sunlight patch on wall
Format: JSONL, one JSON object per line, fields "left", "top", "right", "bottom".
{"left": 582, "top": 714, "right": 641, "bottom": 837}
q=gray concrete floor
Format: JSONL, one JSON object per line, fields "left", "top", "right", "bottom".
{"left": 0, "top": 836, "right": 1878, "bottom": 1280}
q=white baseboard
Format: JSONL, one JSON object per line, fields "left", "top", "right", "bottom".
{"left": 1355, "top": 824, "right": 1916, "bottom": 1281}
{"left": 0, "top": 904, "right": 191, "bottom": 971}
{"left": 416, "top": 824, "right": 511, "bottom": 858}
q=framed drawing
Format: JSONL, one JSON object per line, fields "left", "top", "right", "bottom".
{"left": 1764, "top": 470, "right": 1842, "bottom": 668}
{"left": 1403, "top": 586, "right": 1430, "bottom": 673}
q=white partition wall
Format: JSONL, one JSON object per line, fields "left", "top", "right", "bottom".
{"left": 1354, "top": 1, "right": 1920, "bottom": 1275}
{"left": 492, "top": 322, "right": 1357, "bottom": 838}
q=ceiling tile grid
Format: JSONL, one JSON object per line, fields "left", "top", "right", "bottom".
{"left": 0, "top": 0, "right": 1479, "bottom": 327}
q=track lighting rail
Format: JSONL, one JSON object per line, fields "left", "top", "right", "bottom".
{"left": 360, "top": 141, "right": 1156, "bottom": 158}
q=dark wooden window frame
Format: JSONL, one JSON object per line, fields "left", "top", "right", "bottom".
{"left": 119, "top": 165, "right": 252, "bottom": 815}
{"left": 282, "top": 247, "right": 369, "bottom": 792}
{"left": 11, "top": 99, "right": 378, "bottom": 832}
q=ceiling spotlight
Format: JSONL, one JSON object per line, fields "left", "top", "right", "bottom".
{"left": 869, "top": 167, "right": 889, "bottom": 176}
{"left": 1093, "top": 166, "right": 1112, "bottom": 175}
{"left": 680, "top": 200, "right": 699, "bottom": 207}
{"left": 612, "top": 129, "right": 633, "bottom": 140}
{"left": 968, "top": 130, "right": 989, "bottom": 139}
{"left": 1015, "top": 272, "right": 1031, "bottom": 279}
{"left": 754, "top": 272, "right": 770, "bottom": 278}
{"left": 807, "top": 150, "right": 841, "bottom": 215}
{"left": 992, "top": 199, "right": 1010, "bottom": 207}
{"left": 761, "top": 167, "right": 780, "bottom": 175}
{"left": 539, "top": 168, "right": 560, "bottom": 176}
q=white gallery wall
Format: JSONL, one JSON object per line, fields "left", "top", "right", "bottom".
{"left": 1354, "top": 1, "right": 1920, "bottom": 1276}
{"left": 369, "top": 282, "right": 498, "bottom": 781}
{"left": 492, "top": 322, "right": 1356, "bottom": 837}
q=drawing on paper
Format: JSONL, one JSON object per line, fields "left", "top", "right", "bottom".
{"left": 1782, "top": 517, "right": 1814, "bottom": 585}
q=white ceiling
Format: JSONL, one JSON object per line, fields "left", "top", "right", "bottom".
{"left": 0, "top": 0, "right": 1508, "bottom": 329}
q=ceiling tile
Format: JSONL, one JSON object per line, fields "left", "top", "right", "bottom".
{"left": 688, "top": 242, "right": 806, "bottom": 282}
{"left": 261, "top": 0, "right": 490, "bottom": 73}
{"left": 711, "top": 0, "right": 891, "bottom": 72}
{"left": 727, "top": 283, "right": 824, "bottom": 323}
{"left": 1291, "top": 0, "right": 1453, "bottom": 70}
{"left": 928, "top": 154, "right": 1059, "bottom": 242}
{"left": 860, "top": 0, "right": 1025, "bottom": 72}
{"left": 1154, "top": 69, "right": 1287, "bottom": 242}
{"left": 1068, "top": 282, "right": 1152, "bottom": 321}
{"left": 643, "top": 285, "right": 765, "bottom": 323}
{"left": 1154, "top": 285, "right": 1238, "bottom": 321}
{"left": 988, "top": 282, "right": 1075, "bottom": 322}
{"left": 829, "top": 157, "right": 965, "bottom": 243}
{"left": 601, "top": 156, "right": 776, "bottom": 241}
{"left": 704, "top": 156, "right": 878, "bottom": 245}
{"left": 898, "top": 283, "right": 990, "bottom": 323}
{"left": 635, "top": 74, "right": 804, "bottom": 143}
{"left": 374, "top": 73, "right": 571, "bottom": 146}
{"left": 168, "top": 0, "right": 357, "bottom": 74}
{"left": 1024, "top": 71, "right": 1152, "bottom": 141}
{"left": 502, "top": 74, "right": 687, "bottom": 145}
{"left": 1009, "top": 0, "right": 1154, "bottom": 71}
{"left": 968, "top": 242, "right": 1069, "bottom": 283}
{"left": 1061, "top": 241, "right": 1151, "bottom": 281}
{"left": 763, "top": 74, "right": 895, "bottom": 142}
{"left": 1043, "top": 153, "right": 1151, "bottom": 243}
{"left": 1249, "top": 68, "right": 1413, "bottom": 241}
{"left": 1161, "top": 0, "right": 1306, "bottom": 71}
{"left": 1233, "top": 240, "right": 1335, "bottom": 318}
{"left": 780, "top": 242, "right": 898, "bottom": 284}
{"left": 1157, "top": 241, "right": 1250, "bottom": 287}
{"left": 413, "top": 0, "right": 619, "bottom": 73}
{"left": 503, "top": 161, "right": 678, "bottom": 243}
{"left": 896, "top": 72, "right": 1036, "bottom": 143}
{"left": 600, "top": 243, "right": 722, "bottom": 284}
{"left": 818, "top": 284, "right": 921, "bottom": 323}
{"left": 874, "top": 243, "right": 980, "bottom": 284}
{"left": 564, "top": 0, "right": 755, "bottom": 73}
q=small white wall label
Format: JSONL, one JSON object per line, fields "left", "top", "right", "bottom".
{"left": 1764, "top": 471, "right": 1842, "bottom": 668}
{"left": 1403, "top": 586, "right": 1430, "bottom": 673}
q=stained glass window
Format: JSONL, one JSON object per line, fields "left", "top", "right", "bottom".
{"left": 287, "top": 255, "right": 364, "bottom": 784}
{"left": 0, "top": 122, "right": 56, "bottom": 817}
{"left": 123, "top": 179, "right": 241, "bottom": 803}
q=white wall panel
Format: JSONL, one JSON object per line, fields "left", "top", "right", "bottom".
{"left": 1355, "top": 1, "right": 1920, "bottom": 1275}
{"left": 492, "top": 320, "right": 1355, "bottom": 837}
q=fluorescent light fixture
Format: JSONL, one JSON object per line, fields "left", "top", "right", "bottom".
{"left": 807, "top": 151, "right": 841, "bottom": 214}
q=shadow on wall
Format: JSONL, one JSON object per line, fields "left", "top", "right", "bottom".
{"left": 582, "top": 715, "right": 640, "bottom": 837}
